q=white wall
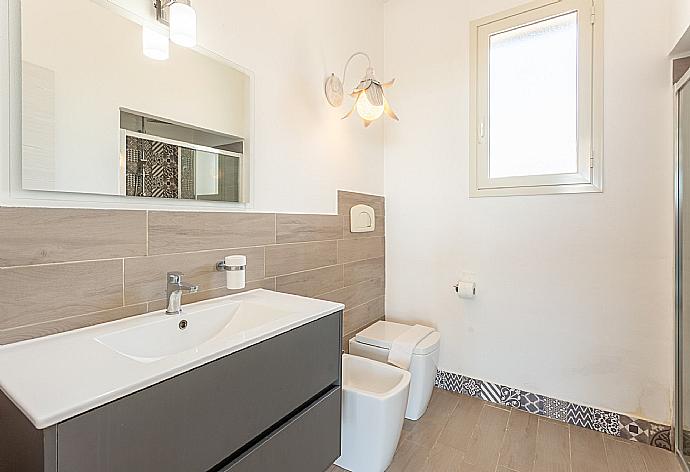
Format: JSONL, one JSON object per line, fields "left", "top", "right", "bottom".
{"left": 2, "top": 0, "right": 385, "bottom": 213}
{"left": 671, "top": 0, "right": 690, "bottom": 54}
{"left": 383, "top": 0, "right": 675, "bottom": 423}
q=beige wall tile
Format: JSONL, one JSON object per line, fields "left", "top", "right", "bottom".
{"left": 265, "top": 241, "right": 338, "bottom": 277}
{"left": 0, "top": 208, "right": 146, "bottom": 267}
{"left": 275, "top": 265, "right": 344, "bottom": 298}
{"left": 343, "top": 296, "right": 384, "bottom": 334}
{"left": 343, "top": 257, "right": 385, "bottom": 286}
{"left": 338, "top": 190, "right": 385, "bottom": 216}
{"left": 148, "top": 211, "right": 275, "bottom": 255}
{"left": 147, "top": 278, "right": 276, "bottom": 311}
{"left": 338, "top": 237, "right": 385, "bottom": 264}
{"left": 125, "top": 246, "right": 265, "bottom": 305}
{"left": 0, "top": 260, "right": 124, "bottom": 331}
{"left": 343, "top": 316, "right": 384, "bottom": 351}
{"left": 319, "top": 278, "right": 385, "bottom": 310}
{"left": 276, "top": 214, "right": 343, "bottom": 243}
{"left": 0, "top": 304, "right": 148, "bottom": 345}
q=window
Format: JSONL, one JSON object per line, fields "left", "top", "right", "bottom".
{"left": 470, "top": 0, "right": 602, "bottom": 196}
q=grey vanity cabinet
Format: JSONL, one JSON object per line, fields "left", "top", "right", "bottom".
{"left": 0, "top": 311, "right": 343, "bottom": 472}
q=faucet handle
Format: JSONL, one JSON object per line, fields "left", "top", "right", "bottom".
{"left": 167, "top": 272, "right": 184, "bottom": 284}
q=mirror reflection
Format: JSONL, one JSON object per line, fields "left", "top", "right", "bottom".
{"left": 20, "top": 0, "right": 250, "bottom": 203}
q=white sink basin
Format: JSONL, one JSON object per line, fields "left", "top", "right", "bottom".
{"left": 0, "top": 289, "right": 344, "bottom": 429}
{"left": 96, "top": 301, "right": 295, "bottom": 362}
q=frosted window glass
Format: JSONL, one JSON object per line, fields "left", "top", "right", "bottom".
{"left": 489, "top": 12, "right": 578, "bottom": 179}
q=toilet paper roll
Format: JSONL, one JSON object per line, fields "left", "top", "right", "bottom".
{"left": 456, "top": 281, "right": 476, "bottom": 299}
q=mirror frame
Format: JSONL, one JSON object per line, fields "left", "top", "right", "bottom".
{"left": 0, "top": 0, "right": 256, "bottom": 210}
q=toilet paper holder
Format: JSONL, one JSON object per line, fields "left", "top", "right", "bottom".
{"left": 453, "top": 282, "right": 477, "bottom": 296}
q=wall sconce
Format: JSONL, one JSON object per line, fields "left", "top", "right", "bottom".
{"left": 143, "top": 0, "right": 197, "bottom": 61}
{"left": 325, "top": 52, "right": 398, "bottom": 127}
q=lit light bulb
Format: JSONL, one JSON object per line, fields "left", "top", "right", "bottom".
{"left": 142, "top": 26, "right": 169, "bottom": 61}
{"left": 169, "top": 2, "right": 197, "bottom": 48}
{"left": 355, "top": 93, "right": 384, "bottom": 121}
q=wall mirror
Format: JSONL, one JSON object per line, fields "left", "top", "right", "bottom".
{"left": 19, "top": 0, "right": 251, "bottom": 204}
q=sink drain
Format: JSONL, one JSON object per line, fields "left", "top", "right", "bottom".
{"left": 179, "top": 320, "right": 188, "bottom": 330}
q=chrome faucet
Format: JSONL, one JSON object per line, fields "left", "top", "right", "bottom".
{"left": 166, "top": 272, "right": 199, "bottom": 315}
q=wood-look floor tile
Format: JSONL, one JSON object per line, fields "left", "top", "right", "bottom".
{"left": 404, "top": 390, "right": 460, "bottom": 448}
{"left": 424, "top": 389, "right": 461, "bottom": 424}
{"left": 404, "top": 418, "right": 447, "bottom": 449}
{"left": 386, "top": 439, "right": 430, "bottom": 472}
{"left": 421, "top": 443, "right": 464, "bottom": 471}
{"left": 462, "top": 404, "right": 510, "bottom": 471}
{"left": 532, "top": 417, "right": 570, "bottom": 472}
{"left": 437, "top": 395, "right": 484, "bottom": 453}
{"left": 604, "top": 435, "right": 647, "bottom": 472}
{"left": 498, "top": 409, "right": 538, "bottom": 472}
{"left": 275, "top": 214, "right": 343, "bottom": 243}
{"left": 570, "top": 425, "right": 608, "bottom": 472}
{"left": 637, "top": 442, "right": 683, "bottom": 472}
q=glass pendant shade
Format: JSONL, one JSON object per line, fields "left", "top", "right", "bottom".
{"left": 355, "top": 93, "right": 384, "bottom": 121}
{"left": 142, "top": 26, "right": 169, "bottom": 61}
{"left": 169, "top": 2, "right": 197, "bottom": 48}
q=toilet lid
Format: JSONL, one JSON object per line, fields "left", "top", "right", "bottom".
{"left": 354, "top": 321, "right": 441, "bottom": 355}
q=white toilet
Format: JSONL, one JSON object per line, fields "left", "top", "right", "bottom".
{"left": 336, "top": 354, "right": 411, "bottom": 472}
{"left": 349, "top": 321, "right": 441, "bottom": 420}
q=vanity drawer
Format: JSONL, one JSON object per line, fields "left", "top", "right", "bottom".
{"left": 221, "top": 386, "right": 341, "bottom": 472}
{"left": 56, "top": 311, "right": 342, "bottom": 472}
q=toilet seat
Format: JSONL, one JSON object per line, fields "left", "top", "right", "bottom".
{"left": 349, "top": 321, "right": 440, "bottom": 421}
{"left": 354, "top": 321, "right": 441, "bottom": 355}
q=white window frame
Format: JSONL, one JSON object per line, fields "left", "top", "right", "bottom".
{"left": 469, "top": 0, "right": 603, "bottom": 197}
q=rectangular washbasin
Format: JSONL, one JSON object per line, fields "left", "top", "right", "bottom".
{"left": 0, "top": 289, "right": 344, "bottom": 429}
{"left": 96, "top": 301, "right": 295, "bottom": 362}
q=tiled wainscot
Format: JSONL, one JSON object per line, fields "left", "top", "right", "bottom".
{"left": 0, "top": 191, "right": 385, "bottom": 347}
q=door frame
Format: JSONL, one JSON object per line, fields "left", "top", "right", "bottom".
{"left": 674, "top": 65, "right": 690, "bottom": 472}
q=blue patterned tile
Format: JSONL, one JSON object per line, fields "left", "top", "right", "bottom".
{"left": 500, "top": 386, "right": 522, "bottom": 408}
{"left": 543, "top": 397, "right": 569, "bottom": 421}
{"left": 480, "top": 381, "right": 502, "bottom": 404}
{"left": 460, "top": 377, "right": 483, "bottom": 397}
{"left": 519, "top": 391, "right": 544, "bottom": 415}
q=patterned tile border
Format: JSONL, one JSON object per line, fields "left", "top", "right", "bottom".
{"left": 434, "top": 370, "right": 673, "bottom": 452}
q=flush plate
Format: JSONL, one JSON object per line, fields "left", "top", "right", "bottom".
{"left": 350, "top": 204, "right": 375, "bottom": 233}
